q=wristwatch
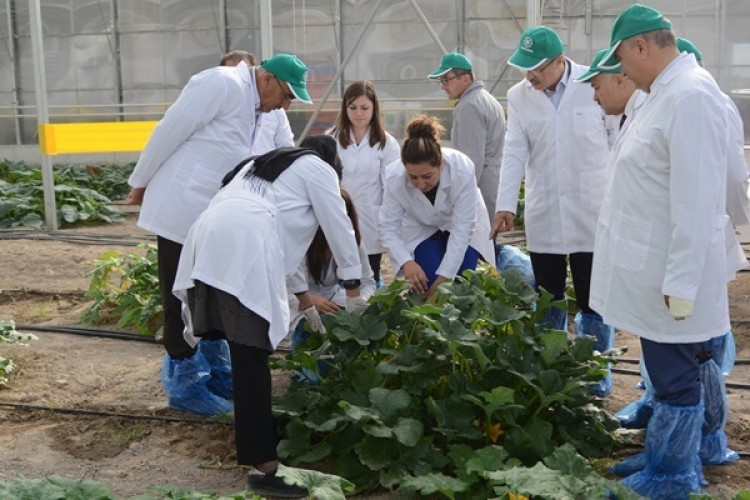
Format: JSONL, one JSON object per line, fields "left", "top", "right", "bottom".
{"left": 342, "top": 279, "right": 361, "bottom": 290}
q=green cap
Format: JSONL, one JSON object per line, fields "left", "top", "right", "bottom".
{"left": 599, "top": 4, "right": 672, "bottom": 69}
{"left": 428, "top": 52, "right": 473, "bottom": 79}
{"left": 260, "top": 54, "right": 312, "bottom": 104}
{"left": 574, "top": 49, "right": 622, "bottom": 83}
{"left": 509, "top": 26, "right": 564, "bottom": 71}
{"left": 677, "top": 37, "right": 702, "bottom": 61}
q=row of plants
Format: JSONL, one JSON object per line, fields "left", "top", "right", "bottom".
{"left": 0, "top": 159, "right": 133, "bottom": 229}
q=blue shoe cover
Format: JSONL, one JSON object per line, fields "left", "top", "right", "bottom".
{"left": 620, "top": 402, "right": 703, "bottom": 499}
{"left": 699, "top": 359, "right": 740, "bottom": 465}
{"left": 198, "top": 339, "right": 234, "bottom": 400}
{"left": 376, "top": 278, "right": 384, "bottom": 289}
{"left": 610, "top": 452, "right": 645, "bottom": 478}
{"left": 538, "top": 302, "right": 568, "bottom": 331}
{"left": 616, "top": 358, "right": 655, "bottom": 428}
{"left": 496, "top": 244, "right": 536, "bottom": 288}
{"left": 161, "top": 352, "right": 233, "bottom": 416}
{"left": 575, "top": 312, "right": 614, "bottom": 397}
{"left": 706, "top": 332, "right": 736, "bottom": 378}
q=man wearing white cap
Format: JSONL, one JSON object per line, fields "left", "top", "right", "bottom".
{"left": 126, "top": 53, "right": 312, "bottom": 417}
{"left": 592, "top": 5, "right": 730, "bottom": 497}
{"left": 428, "top": 52, "right": 506, "bottom": 217}
{"left": 490, "top": 26, "right": 616, "bottom": 397}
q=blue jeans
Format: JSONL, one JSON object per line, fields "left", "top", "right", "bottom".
{"left": 413, "top": 231, "right": 481, "bottom": 287}
{"left": 640, "top": 338, "right": 704, "bottom": 406}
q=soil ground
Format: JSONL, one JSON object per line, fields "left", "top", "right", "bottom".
{"left": 1, "top": 207, "right": 749, "bottom": 498}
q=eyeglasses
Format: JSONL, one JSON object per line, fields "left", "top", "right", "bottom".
{"left": 439, "top": 73, "right": 463, "bottom": 86}
{"left": 528, "top": 57, "right": 556, "bottom": 75}
{"left": 275, "top": 77, "right": 295, "bottom": 101}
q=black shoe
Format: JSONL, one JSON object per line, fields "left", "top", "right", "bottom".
{"left": 247, "top": 470, "right": 307, "bottom": 498}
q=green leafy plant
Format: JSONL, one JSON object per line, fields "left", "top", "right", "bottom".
{"left": 81, "top": 244, "right": 162, "bottom": 336}
{"left": 272, "top": 265, "right": 619, "bottom": 496}
{"left": 0, "top": 320, "right": 38, "bottom": 388}
{"left": 0, "top": 159, "right": 129, "bottom": 229}
{"left": 0, "top": 475, "right": 114, "bottom": 500}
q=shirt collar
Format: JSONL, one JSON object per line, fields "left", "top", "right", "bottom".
{"left": 545, "top": 58, "right": 570, "bottom": 96}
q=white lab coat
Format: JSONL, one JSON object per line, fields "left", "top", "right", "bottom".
{"left": 128, "top": 62, "right": 259, "bottom": 244}
{"left": 379, "top": 148, "right": 495, "bottom": 279}
{"left": 335, "top": 130, "right": 401, "bottom": 255}
{"left": 252, "top": 109, "right": 295, "bottom": 155}
{"left": 286, "top": 242, "right": 376, "bottom": 333}
{"left": 173, "top": 154, "right": 362, "bottom": 349}
{"left": 496, "top": 60, "right": 616, "bottom": 253}
{"left": 590, "top": 54, "right": 730, "bottom": 344}
{"left": 722, "top": 94, "right": 750, "bottom": 279}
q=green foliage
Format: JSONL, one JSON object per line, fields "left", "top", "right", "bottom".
{"left": 0, "top": 475, "right": 114, "bottom": 500}
{"left": 132, "top": 487, "right": 262, "bottom": 499}
{"left": 272, "top": 265, "right": 619, "bottom": 496}
{"left": 81, "top": 244, "right": 162, "bottom": 336}
{"left": 276, "top": 464, "right": 355, "bottom": 500}
{"left": 0, "top": 159, "right": 132, "bottom": 229}
{"left": 0, "top": 320, "right": 38, "bottom": 388}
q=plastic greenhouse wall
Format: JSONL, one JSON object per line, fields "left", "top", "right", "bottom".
{"left": 0, "top": 0, "right": 748, "bottom": 147}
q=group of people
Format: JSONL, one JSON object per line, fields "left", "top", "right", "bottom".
{"left": 124, "top": 3, "right": 748, "bottom": 497}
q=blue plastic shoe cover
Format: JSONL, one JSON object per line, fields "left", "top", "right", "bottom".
{"left": 198, "top": 338, "right": 234, "bottom": 400}
{"left": 616, "top": 356, "right": 656, "bottom": 428}
{"left": 699, "top": 359, "right": 740, "bottom": 465}
{"left": 706, "top": 332, "right": 736, "bottom": 378}
{"left": 575, "top": 312, "right": 614, "bottom": 397}
{"left": 496, "top": 244, "right": 536, "bottom": 288}
{"left": 620, "top": 401, "right": 704, "bottom": 499}
{"left": 537, "top": 302, "right": 568, "bottom": 331}
{"left": 161, "top": 352, "right": 233, "bottom": 416}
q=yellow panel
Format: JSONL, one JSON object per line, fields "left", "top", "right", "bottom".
{"left": 39, "top": 121, "right": 159, "bottom": 155}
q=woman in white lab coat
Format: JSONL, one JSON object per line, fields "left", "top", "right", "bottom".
{"left": 173, "top": 136, "right": 364, "bottom": 497}
{"left": 379, "top": 115, "right": 495, "bottom": 299}
{"left": 330, "top": 80, "right": 401, "bottom": 285}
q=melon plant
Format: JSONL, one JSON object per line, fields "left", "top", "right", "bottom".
{"left": 272, "top": 265, "right": 620, "bottom": 497}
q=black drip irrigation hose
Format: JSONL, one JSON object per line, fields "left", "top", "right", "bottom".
{"left": 15, "top": 324, "right": 159, "bottom": 343}
{"left": 0, "top": 229, "right": 153, "bottom": 246}
{"left": 0, "top": 401, "right": 230, "bottom": 425}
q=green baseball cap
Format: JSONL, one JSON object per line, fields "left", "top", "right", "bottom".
{"left": 509, "top": 26, "right": 564, "bottom": 71}
{"left": 260, "top": 54, "right": 312, "bottom": 104}
{"left": 599, "top": 4, "right": 672, "bottom": 69}
{"left": 574, "top": 48, "right": 622, "bottom": 83}
{"left": 677, "top": 37, "right": 702, "bottom": 61}
{"left": 428, "top": 52, "right": 473, "bottom": 79}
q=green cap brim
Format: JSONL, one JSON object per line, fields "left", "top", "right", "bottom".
{"left": 508, "top": 53, "right": 547, "bottom": 71}
{"left": 598, "top": 40, "right": 623, "bottom": 70}
{"left": 574, "top": 69, "right": 600, "bottom": 83}
{"left": 288, "top": 84, "right": 312, "bottom": 105}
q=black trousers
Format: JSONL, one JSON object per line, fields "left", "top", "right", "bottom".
{"left": 368, "top": 253, "right": 382, "bottom": 282}
{"left": 528, "top": 252, "right": 595, "bottom": 313}
{"left": 157, "top": 236, "right": 195, "bottom": 359}
{"left": 641, "top": 338, "right": 704, "bottom": 406}
{"left": 229, "top": 340, "right": 279, "bottom": 466}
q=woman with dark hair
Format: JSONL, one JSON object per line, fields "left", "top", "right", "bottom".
{"left": 330, "top": 80, "right": 400, "bottom": 286}
{"left": 173, "top": 135, "right": 364, "bottom": 498}
{"left": 288, "top": 189, "right": 376, "bottom": 379}
{"left": 379, "top": 115, "right": 495, "bottom": 299}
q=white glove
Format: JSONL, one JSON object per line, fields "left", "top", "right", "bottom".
{"left": 302, "top": 306, "right": 326, "bottom": 333}
{"left": 345, "top": 295, "right": 369, "bottom": 315}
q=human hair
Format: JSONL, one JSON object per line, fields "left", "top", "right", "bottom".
{"left": 401, "top": 114, "right": 444, "bottom": 167}
{"left": 306, "top": 189, "right": 361, "bottom": 284}
{"left": 626, "top": 29, "right": 676, "bottom": 49}
{"left": 450, "top": 68, "right": 475, "bottom": 81}
{"left": 331, "top": 80, "right": 388, "bottom": 150}
{"left": 220, "top": 50, "right": 256, "bottom": 67}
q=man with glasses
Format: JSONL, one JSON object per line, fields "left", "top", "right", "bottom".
{"left": 490, "top": 26, "right": 616, "bottom": 397}
{"left": 126, "top": 53, "right": 312, "bottom": 418}
{"left": 428, "top": 52, "right": 506, "bottom": 218}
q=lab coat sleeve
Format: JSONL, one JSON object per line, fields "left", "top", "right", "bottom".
{"left": 357, "top": 243, "right": 377, "bottom": 300}
{"left": 379, "top": 174, "right": 412, "bottom": 272}
{"left": 273, "top": 109, "right": 295, "bottom": 148}
{"left": 306, "top": 164, "right": 362, "bottom": 281}
{"left": 286, "top": 267, "right": 309, "bottom": 295}
{"left": 129, "top": 72, "right": 231, "bottom": 188}
{"left": 724, "top": 99, "right": 750, "bottom": 226}
{"left": 662, "top": 92, "right": 726, "bottom": 301}
{"left": 495, "top": 97, "right": 529, "bottom": 215}
{"left": 436, "top": 164, "right": 479, "bottom": 279}
{"left": 454, "top": 99, "right": 488, "bottom": 181}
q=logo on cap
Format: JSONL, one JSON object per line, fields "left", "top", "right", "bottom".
{"left": 522, "top": 36, "right": 534, "bottom": 52}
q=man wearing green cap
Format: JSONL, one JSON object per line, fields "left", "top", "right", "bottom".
{"left": 126, "top": 53, "right": 312, "bottom": 420}
{"left": 491, "top": 26, "right": 616, "bottom": 398}
{"left": 428, "top": 52, "right": 506, "bottom": 218}
{"left": 589, "top": 5, "right": 731, "bottom": 497}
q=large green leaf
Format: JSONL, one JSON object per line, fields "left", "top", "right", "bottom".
{"left": 276, "top": 464, "right": 355, "bottom": 500}
{"left": 369, "top": 387, "right": 411, "bottom": 421}
{"left": 392, "top": 418, "right": 423, "bottom": 447}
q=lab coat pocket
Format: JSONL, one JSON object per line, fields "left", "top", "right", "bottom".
{"left": 573, "top": 106, "right": 604, "bottom": 145}
{"left": 613, "top": 211, "right": 652, "bottom": 272}
{"left": 183, "top": 166, "right": 222, "bottom": 205}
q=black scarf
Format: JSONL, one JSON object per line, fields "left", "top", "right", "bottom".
{"left": 221, "top": 135, "right": 342, "bottom": 188}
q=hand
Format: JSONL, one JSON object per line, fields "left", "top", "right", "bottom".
{"left": 308, "top": 294, "right": 340, "bottom": 315}
{"left": 126, "top": 187, "right": 146, "bottom": 205}
{"left": 302, "top": 306, "right": 327, "bottom": 333}
{"left": 664, "top": 295, "right": 693, "bottom": 321}
{"left": 424, "top": 275, "right": 449, "bottom": 300}
{"left": 402, "top": 260, "right": 428, "bottom": 295}
{"left": 345, "top": 295, "right": 368, "bottom": 315}
{"left": 490, "top": 211, "right": 515, "bottom": 238}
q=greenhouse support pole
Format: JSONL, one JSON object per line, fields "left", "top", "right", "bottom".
{"left": 259, "top": 0, "right": 273, "bottom": 59}
{"left": 527, "top": 0, "right": 541, "bottom": 27}
{"left": 408, "top": 0, "right": 447, "bottom": 54}
{"left": 28, "top": 0, "right": 58, "bottom": 230}
{"left": 298, "top": 0, "right": 386, "bottom": 143}
{"left": 6, "top": 0, "right": 22, "bottom": 145}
